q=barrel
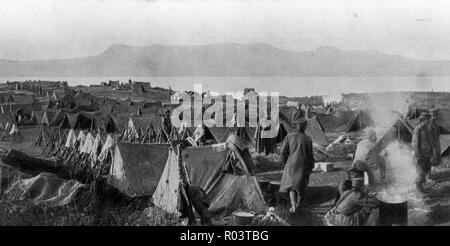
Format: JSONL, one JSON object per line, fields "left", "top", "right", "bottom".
{"left": 378, "top": 200, "right": 408, "bottom": 226}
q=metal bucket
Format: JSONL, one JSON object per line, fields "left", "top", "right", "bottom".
{"left": 233, "top": 211, "right": 255, "bottom": 225}
{"left": 376, "top": 196, "right": 408, "bottom": 226}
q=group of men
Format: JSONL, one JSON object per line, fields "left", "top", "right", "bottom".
{"left": 278, "top": 118, "right": 379, "bottom": 224}
{"left": 279, "top": 108, "right": 442, "bottom": 226}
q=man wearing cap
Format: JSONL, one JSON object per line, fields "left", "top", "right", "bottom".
{"left": 324, "top": 169, "right": 379, "bottom": 226}
{"left": 352, "top": 130, "right": 386, "bottom": 186}
{"left": 280, "top": 119, "right": 315, "bottom": 213}
{"left": 412, "top": 112, "right": 434, "bottom": 194}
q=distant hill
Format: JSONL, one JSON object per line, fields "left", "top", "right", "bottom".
{"left": 2, "top": 43, "right": 450, "bottom": 76}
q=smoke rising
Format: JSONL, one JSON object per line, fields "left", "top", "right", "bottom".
{"left": 322, "top": 93, "right": 343, "bottom": 105}
{"left": 382, "top": 141, "right": 418, "bottom": 197}
{"left": 366, "top": 92, "right": 411, "bottom": 130}
{"left": 364, "top": 93, "right": 419, "bottom": 200}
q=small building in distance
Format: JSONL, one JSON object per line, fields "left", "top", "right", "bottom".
{"left": 108, "top": 80, "right": 120, "bottom": 89}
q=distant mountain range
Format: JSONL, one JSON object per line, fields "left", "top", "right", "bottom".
{"left": 1, "top": 43, "right": 450, "bottom": 77}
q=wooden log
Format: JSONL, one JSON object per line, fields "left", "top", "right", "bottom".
{"left": 0, "top": 149, "right": 92, "bottom": 184}
{"left": 1, "top": 149, "right": 63, "bottom": 177}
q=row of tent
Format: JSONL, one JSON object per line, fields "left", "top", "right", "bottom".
{"left": 35, "top": 125, "right": 266, "bottom": 214}
{"left": 36, "top": 127, "right": 116, "bottom": 170}
{"left": 28, "top": 88, "right": 378, "bottom": 154}
{"left": 109, "top": 135, "right": 266, "bottom": 214}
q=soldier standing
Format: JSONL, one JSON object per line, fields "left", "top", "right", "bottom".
{"left": 411, "top": 113, "right": 433, "bottom": 194}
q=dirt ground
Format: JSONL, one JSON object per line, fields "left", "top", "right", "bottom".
{"left": 258, "top": 163, "right": 450, "bottom": 226}
{"left": 1, "top": 125, "right": 450, "bottom": 226}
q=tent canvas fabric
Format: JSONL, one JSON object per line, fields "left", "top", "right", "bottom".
{"left": 181, "top": 145, "right": 266, "bottom": 213}
{"left": 152, "top": 149, "right": 181, "bottom": 215}
{"left": 440, "top": 134, "right": 450, "bottom": 156}
{"left": 254, "top": 115, "right": 329, "bottom": 153}
{"left": 315, "top": 110, "right": 373, "bottom": 133}
{"left": 76, "top": 131, "right": 86, "bottom": 151}
{"left": 31, "top": 110, "right": 44, "bottom": 125}
{"left": 153, "top": 143, "right": 265, "bottom": 215}
{"left": 36, "top": 126, "right": 51, "bottom": 146}
{"left": 65, "top": 129, "right": 77, "bottom": 148}
{"left": 278, "top": 106, "right": 328, "bottom": 145}
{"left": 98, "top": 134, "right": 114, "bottom": 163}
{"left": 62, "top": 112, "right": 98, "bottom": 130}
{"left": 404, "top": 106, "right": 428, "bottom": 120}
{"left": 0, "top": 113, "right": 17, "bottom": 127}
{"left": 435, "top": 108, "right": 450, "bottom": 133}
{"left": 123, "top": 115, "right": 163, "bottom": 138}
{"left": 131, "top": 115, "right": 163, "bottom": 132}
{"left": 402, "top": 107, "right": 450, "bottom": 134}
{"left": 305, "top": 117, "right": 329, "bottom": 146}
{"left": 369, "top": 115, "right": 415, "bottom": 157}
{"left": 278, "top": 117, "right": 329, "bottom": 146}
{"left": 208, "top": 126, "right": 252, "bottom": 144}
{"left": 9, "top": 124, "right": 19, "bottom": 135}
{"left": 74, "top": 91, "right": 94, "bottom": 106}
{"left": 49, "top": 109, "right": 68, "bottom": 127}
{"left": 108, "top": 142, "right": 170, "bottom": 197}
{"left": 69, "top": 103, "right": 99, "bottom": 113}
{"left": 80, "top": 133, "right": 95, "bottom": 154}
{"left": 90, "top": 134, "right": 103, "bottom": 161}
{"left": 4, "top": 172, "right": 86, "bottom": 207}
{"left": 42, "top": 111, "right": 56, "bottom": 126}
{"left": 57, "top": 111, "right": 114, "bottom": 131}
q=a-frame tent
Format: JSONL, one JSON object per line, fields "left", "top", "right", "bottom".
{"left": 108, "top": 142, "right": 171, "bottom": 197}
{"left": 368, "top": 113, "right": 415, "bottom": 156}
{"left": 152, "top": 143, "right": 266, "bottom": 215}
{"left": 314, "top": 109, "right": 373, "bottom": 133}
{"left": 255, "top": 106, "right": 329, "bottom": 153}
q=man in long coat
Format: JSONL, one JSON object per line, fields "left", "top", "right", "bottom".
{"left": 412, "top": 113, "right": 433, "bottom": 194}
{"left": 280, "top": 119, "right": 315, "bottom": 213}
{"left": 429, "top": 108, "right": 441, "bottom": 174}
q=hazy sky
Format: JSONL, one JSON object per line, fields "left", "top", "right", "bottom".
{"left": 1, "top": 0, "right": 449, "bottom": 61}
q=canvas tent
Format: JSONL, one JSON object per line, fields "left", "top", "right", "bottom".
{"left": 0, "top": 113, "right": 17, "bottom": 127}
{"left": 439, "top": 134, "right": 450, "bottom": 156}
{"left": 35, "top": 126, "right": 51, "bottom": 146}
{"left": 153, "top": 141, "right": 266, "bottom": 215}
{"left": 368, "top": 113, "right": 415, "bottom": 156}
{"left": 404, "top": 106, "right": 428, "bottom": 120}
{"left": 314, "top": 110, "right": 373, "bottom": 133}
{"left": 54, "top": 111, "right": 116, "bottom": 132}
{"left": 119, "top": 114, "right": 166, "bottom": 142}
{"left": 41, "top": 111, "right": 56, "bottom": 126}
{"left": 31, "top": 110, "right": 44, "bottom": 125}
{"left": 49, "top": 109, "right": 69, "bottom": 127}
{"left": 69, "top": 103, "right": 99, "bottom": 113}
{"left": 59, "top": 112, "right": 100, "bottom": 130}
{"left": 207, "top": 126, "right": 253, "bottom": 144}
{"left": 108, "top": 142, "right": 170, "bottom": 197}
{"left": 434, "top": 108, "right": 450, "bottom": 133}
{"left": 255, "top": 106, "right": 329, "bottom": 153}
{"left": 74, "top": 91, "right": 95, "bottom": 106}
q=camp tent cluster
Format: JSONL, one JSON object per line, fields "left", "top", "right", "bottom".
{"left": 109, "top": 135, "right": 266, "bottom": 214}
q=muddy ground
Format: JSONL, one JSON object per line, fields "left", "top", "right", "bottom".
{"left": 1, "top": 125, "right": 449, "bottom": 226}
